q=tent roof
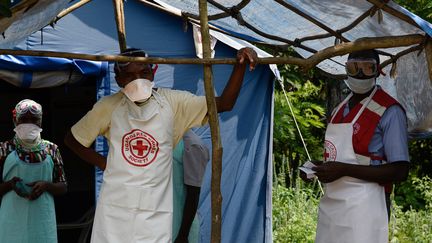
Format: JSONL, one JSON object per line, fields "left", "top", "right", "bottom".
{"left": 147, "top": 0, "right": 431, "bottom": 75}
{"left": 144, "top": 0, "right": 432, "bottom": 136}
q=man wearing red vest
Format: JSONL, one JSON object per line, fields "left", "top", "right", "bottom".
{"left": 311, "top": 49, "right": 410, "bottom": 243}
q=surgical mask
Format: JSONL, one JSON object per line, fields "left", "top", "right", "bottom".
{"left": 344, "top": 76, "right": 376, "bottom": 94}
{"left": 14, "top": 123, "right": 42, "bottom": 143}
{"left": 121, "top": 78, "right": 154, "bottom": 102}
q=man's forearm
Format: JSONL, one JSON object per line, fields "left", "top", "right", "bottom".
{"left": 64, "top": 130, "right": 107, "bottom": 170}
{"left": 46, "top": 182, "right": 67, "bottom": 196}
{"left": 0, "top": 182, "right": 13, "bottom": 197}
{"left": 344, "top": 161, "right": 409, "bottom": 183}
{"left": 215, "top": 63, "right": 247, "bottom": 112}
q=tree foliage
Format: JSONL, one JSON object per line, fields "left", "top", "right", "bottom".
{"left": 0, "top": 0, "right": 11, "bottom": 17}
{"left": 272, "top": 50, "right": 327, "bottom": 188}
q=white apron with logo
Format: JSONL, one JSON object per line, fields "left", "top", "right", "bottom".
{"left": 316, "top": 87, "right": 388, "bottom": 243}
{"left": 91, "top": 91, "right": 175, "bottom": 243}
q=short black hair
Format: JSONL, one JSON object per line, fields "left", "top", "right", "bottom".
{"left": 348, "top": 49, "right": 380, "bottom": 64}
{"left": 114, "top": 48, "right": 152, "bottom": 73}
{"left": 119, "top": 48, "right": 148, "bottom": 58}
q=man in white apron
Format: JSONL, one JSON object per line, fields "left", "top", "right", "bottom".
{"left": 64, "top": 47, "right": 257, "bottom": 243}
{"left": 309, "top": 49, "right": 410, "bottom": 243}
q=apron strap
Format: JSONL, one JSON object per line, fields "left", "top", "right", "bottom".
{"left": 351, "top": 86, "right": 378, "bottom": 124}
{"left": 152, "top": 89, "right": 164, "bottom": 107}
{"left": 330, "top": 93, "right": 353, "bottom": 123}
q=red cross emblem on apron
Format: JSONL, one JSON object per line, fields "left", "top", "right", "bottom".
{"left": 121, "top": 129, "right": 159, "bottom": 166}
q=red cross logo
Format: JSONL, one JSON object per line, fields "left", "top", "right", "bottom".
{"left": 324, "top": 151, "right": 330, "bottom": 161}
{"left": 324, "top": 140, "right": 337, "bottom": 161}
{"left": 122, "top": 129, "right": 159, "bottom": 167}
{"left": 132, "top": 140, "right": 149, "bottom": 157}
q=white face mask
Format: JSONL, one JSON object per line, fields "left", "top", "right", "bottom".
{"left": 344, "top": 76, "right": 376, "bottom": 94}
{"left": 121, "top": 78, "right": 154, "bottom": 102}
{"left": 14, "top": 124, "right": 42, "bottom": 143}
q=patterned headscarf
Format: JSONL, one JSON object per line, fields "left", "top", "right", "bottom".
{"left": 12, "top": 99, "right": 43, "bottom": 127}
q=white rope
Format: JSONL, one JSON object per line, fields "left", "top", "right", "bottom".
{"left": 277, "top": 79, "right": 311, "bottom": 161}
{"left": 277, "top": 78, "right": 324, "bottom": 194}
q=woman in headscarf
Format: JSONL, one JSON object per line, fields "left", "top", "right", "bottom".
{"left": 0, "top": 99, "right": 67, "bottom": 243}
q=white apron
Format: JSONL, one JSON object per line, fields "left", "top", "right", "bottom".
{"left": 316, "top": 87, "right": 388, "bottom": 243}
{"left": 91, "top": 91, "right": 175, "bottom": 243}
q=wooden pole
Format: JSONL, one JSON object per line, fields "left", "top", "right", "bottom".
{"left": 52, "top": 0, "right": 92, "bottom": 23}
{"left": 303, "top": 34, "right": 425, "bottom": 70}
{"left": 112, "top": 0, "right": 127, "bottom": 52}
{"left": 198, "top": 0, "right": 222, "bottom": 242}
{"left": 425, "top": 39, "right": 432, "bottom": 84}
{"left": 0, "top": 33, "right": 423, "bottom": 67}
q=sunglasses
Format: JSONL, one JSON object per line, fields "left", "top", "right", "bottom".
{"left": 345, "top": 59, "right": 378, "bottom": 77}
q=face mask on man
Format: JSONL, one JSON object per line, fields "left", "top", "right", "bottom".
{"left": 121, "top": 78, "right": 154, "bottom": 102}
{"left": 14, "top": 123, "right": 42, "bottom": 143}
{"left": 344, "top": 76, "right": 376, "bottom": 94}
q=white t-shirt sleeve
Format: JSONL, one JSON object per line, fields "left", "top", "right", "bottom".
{"left": 161, "top": 89, "right": 208, "bottom": 144}
{"left": 71, "top": 94, "right": 120, "bottom": 147}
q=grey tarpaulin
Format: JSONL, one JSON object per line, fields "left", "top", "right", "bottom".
{"left": 152, "top": 0, "right": 432, "bottom": 137}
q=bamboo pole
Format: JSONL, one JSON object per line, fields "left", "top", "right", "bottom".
{"left": 112, "top": 0, "right": 127, "bottom": 52}
{"left": 303, "top": 34, "right": 425, "bottom": 70}
{"left": 0, "top": 34, "right": 424, "bottom": 68}
{"left": 198, "top": 0, "right": 222, "bottom": 242}
{"left": 52, "top": 0, "right": 92, "bottom": 23}
{"left": 366, "top": 0, "right": 421, "bottom": 29}
{"left": 425, "top": 39, "right": 432, "bottom": 84}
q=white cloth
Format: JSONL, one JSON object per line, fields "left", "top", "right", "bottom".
{"left": 316, "top": 87, "right": 388, "bottom": 243}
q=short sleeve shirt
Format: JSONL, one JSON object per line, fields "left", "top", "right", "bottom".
{"left": 71, "top": 88, "right": 208, "bottom": 148}
{"left": 182, "top": 130, "right": 210, "bottom": 187}
{"left": 343, "top": 104, "right": 410, "bottom": 165}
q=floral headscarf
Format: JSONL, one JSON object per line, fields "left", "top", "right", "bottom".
{"left": 12, "top": 99, "right": 42, "bottom": 127}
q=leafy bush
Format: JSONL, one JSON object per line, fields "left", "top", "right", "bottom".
{"left": 390, "top": 176, "right": 432, "bottom": 242}
{"left": 272, "top": 180, "right": 320, "bottom": 243}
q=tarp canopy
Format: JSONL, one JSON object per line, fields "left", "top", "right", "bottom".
{"left": 149, "top": 0, "right": 432, "bottom": 137}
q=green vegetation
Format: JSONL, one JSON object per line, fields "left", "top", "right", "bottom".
{"left": 272, "top": 1, "right": 432, "bottom": 241}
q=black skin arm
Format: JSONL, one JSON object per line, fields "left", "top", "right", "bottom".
{"left": 311, "top": 161, "right": 409, "bottom": 184}
{"left": 174, "top": 185, "right": 201, "bottom": 243}
{"left": 64, "top": 131, "right": 107, "bottom": 171}
{"left": 26, "top": 181, "right": 67, "bottom": 201}
{"left": 215, "top": 47, "right": 258, "bottom": 112}
{"left": 0, "top": 177, "right": 21, "bottom": 197}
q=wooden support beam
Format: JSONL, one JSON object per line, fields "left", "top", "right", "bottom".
{"left": 303, "top": 34, "right": 425, "bottom": 70}
{"left": 366, "top": 0, "right": 421, "bottom": 29}
{"left": 0, "top": 34, "right": 424, "bottom": 70}
{"left": 52, "top": 0, "right": 92, "bottom": 24}
{"left": 426, "top": 39, "right": 432, "bottom": 84}
{"left": 112, "top": 0, "right": 127, "bottom": 52}
{"left": 198, "top": 0, "right": 222, "bottom": 242}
